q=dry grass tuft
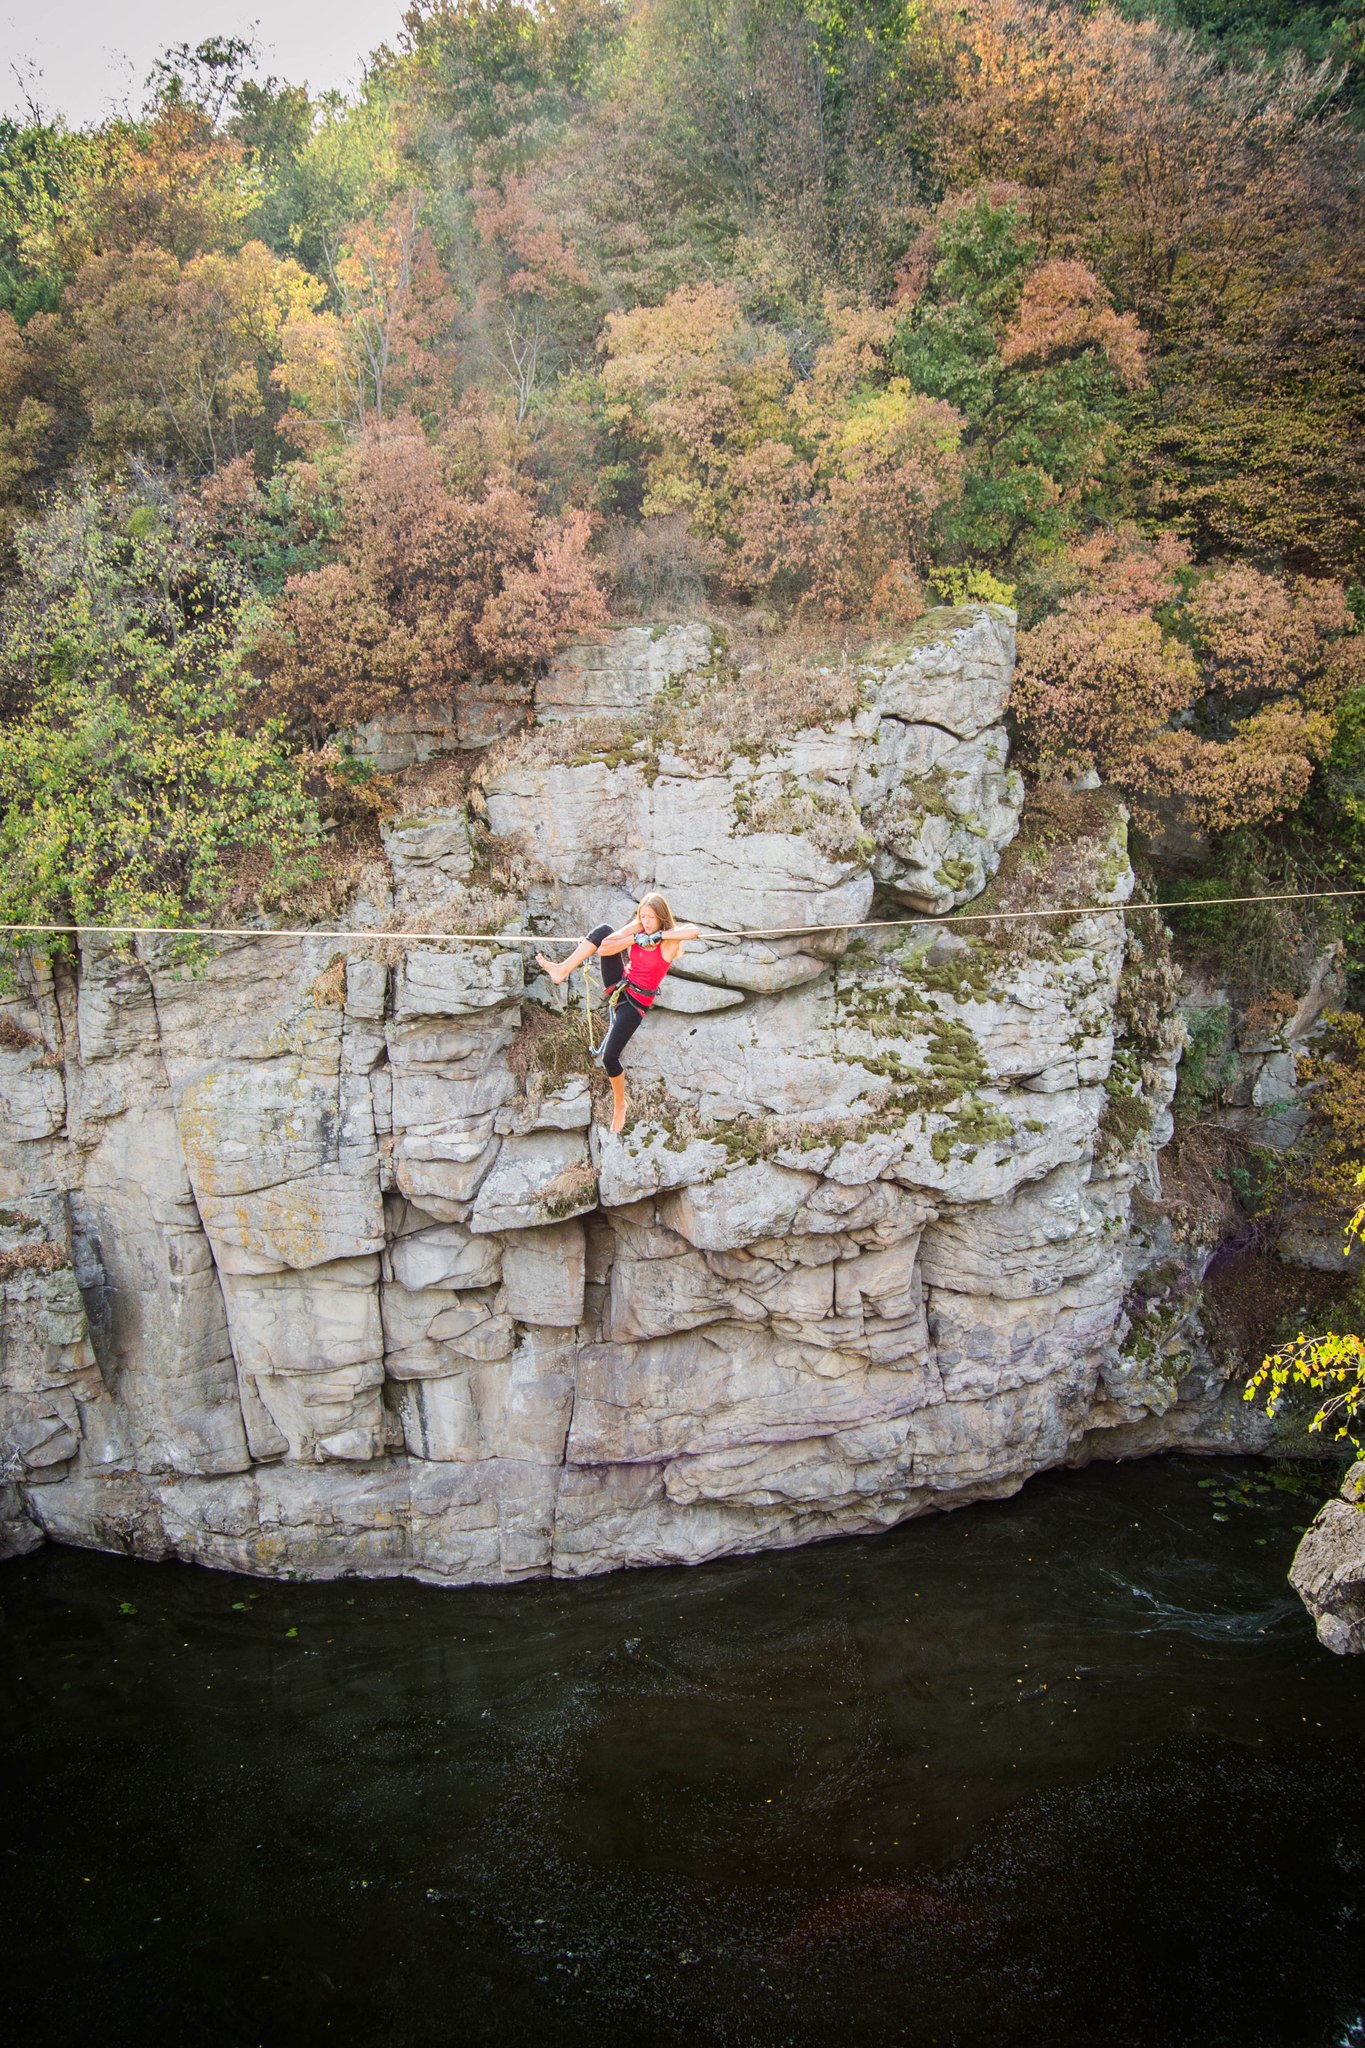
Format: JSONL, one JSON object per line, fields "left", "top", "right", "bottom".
{"left": 507, "top": 1002, "right": 594, "bottom": 1093}
{"left": 222, "top": 832, "right": 388, "bottom": 925}
{"left": 390, "top": 752, "right": 477, "bottom": 813}
{"left": 0, "top": 1241, "right": 67, "bottom": 1281}
{"left": 310, "top": 956, "right": 349, "bottom": 1009}
{"left": 1145, "top": 1121, "right": 1248, "bottom": 1247}
{"left": 541, "top": 1161, "right": 599, "bottom": 1220}
{"left": 959, "top": 780, "right": 1126, "bottom": 960}
{"left": 0, "top": 1014, "right": 38, "bottom": 1052}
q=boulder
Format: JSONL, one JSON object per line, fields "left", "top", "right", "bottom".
{"left": 1289, "top": 1462, "right": 1365, "bottom": 1654}
{"left": 857, "top": 605, "right": 1016, "bottom": 738}
{"left": 468, "top": 1130, "right": 596, "bottom": 1232}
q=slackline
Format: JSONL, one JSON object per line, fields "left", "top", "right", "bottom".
{"left": 1, "top": 886, "right": 1364, "bottom": 947}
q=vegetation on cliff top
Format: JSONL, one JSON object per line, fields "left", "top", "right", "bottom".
{"left": 0, "top": 0, "right": 1360, "bottom": 989}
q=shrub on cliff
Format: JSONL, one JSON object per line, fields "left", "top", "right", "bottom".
{"left": 1013, "top": 530, "right": 1365, "bottom": 832}
{"left": 250, "top": 417, "right": 607, "bottom": 741}
{"left": 0, "top": 483, "right": 324, "bottom": 947}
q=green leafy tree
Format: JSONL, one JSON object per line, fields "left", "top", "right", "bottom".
{"left": 890, "top": 193, "right": 1146, "bottom": 572}
{"left": 1246, "top": 1186, "right": 1365, "bottom": 1454}
{"left": 0, "top": 484, "right": 323, "bottom": 945}
{"left": 0, "top": 121, "right": 72, "bottom": 323}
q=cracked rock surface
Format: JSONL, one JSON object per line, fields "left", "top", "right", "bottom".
{"left": 1290, "top": 1461, "right": 1365, "bottom": 1654}
{"left": 0, "top": 606, "right": 1259, "bottom": 1584}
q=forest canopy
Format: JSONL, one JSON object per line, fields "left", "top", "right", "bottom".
{"left": 0, "top": 0, "right": 1362, "bottom": 945}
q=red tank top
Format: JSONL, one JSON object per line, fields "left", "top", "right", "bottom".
{"left": 621, "top": 934, "right": 672, "bottom": 1007}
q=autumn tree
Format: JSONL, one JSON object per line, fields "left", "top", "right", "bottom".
{"left": 58, "top": 241, "right": 324, "bottom": 473}
{"left": 466, "top": 174, "right": 599, "bottom": 424}
{"left": 0, "top": 311, "right": 55, "bottom": 516}
{"left": 890, "top": 191, "right": 1147, "bottom": 572}
{"left": 544, "top": 0, "right": 932, "bottom": 311}
{"left": 397, "top": 0, "right": 620, "bottom": 182}
{"left": 275, "top": 195, "right": 457, "bottom": 445}
{"left": 602, "top": 282, "right": 969, "bottom": 618}
{"left": 729, "top": 302, "right": 965, "bottom": 620}
{"left": 1014, "top": 529, "right": 1365, "bottom": 831}
{"left": 919, "top": 0, "right": 1365, "bottom": 575}
{"left": 600, "top": 281, "right": 792, "bottom": 528}
{"left": 17, "top": 100, "right": 260, "bottom": 276}
{"left": 256, "top": 418, "right": 606, "bottom": 738}
{"left": 194, "top": 452, "right": 343, "bottom": 595}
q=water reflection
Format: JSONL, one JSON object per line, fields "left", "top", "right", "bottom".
{"left": 2, "top": 1455, "right": 1361, "bottom": 2046}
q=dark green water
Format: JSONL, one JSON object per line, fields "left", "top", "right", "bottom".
{"left": 2, "top": 1456, "right": 1363, "bottom": 2048}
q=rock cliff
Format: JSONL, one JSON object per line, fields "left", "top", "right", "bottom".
{"left": 0, "top": 607, "right": 1253, "bottom": 1583}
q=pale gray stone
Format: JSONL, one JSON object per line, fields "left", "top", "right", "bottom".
{"left": 659, "top": 1161, "right": 819, "bottom": 1252}
{"left": 469, "top": 1131, "right": 596, "bottom": 1233}
{"left": 536, "top": 623, "right": 716, "bottom": 722}
{"left": 650, "top": 977, "right": 746, "bottom": 1015}
{"left": 494, "top": 1077, "right": 593, "bottom": 1134}
{"left": 387, "top": 1222, "right": 502, "bottom": 1293}
{"left": 500, "top": 1220, "right": 587, "bottom": 1327}
{"left": 1290, "top": 1465, "right": 1365, "bottom": 1654}
{"left": 858, "top": 605, "right": 1016, "bottom": 738}
{"left": 0, "top": 1044, "right": 65, "bottom": 1141}
{"left": 395, "top": 948, "right": 524, "bottom": 1019}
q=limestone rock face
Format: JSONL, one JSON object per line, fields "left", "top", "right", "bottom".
{"left": 0, "top": 606, "right": 1218, "bottom": 1584}
{"left": 1290, "top": 1461, "right": 1365, "bottom": 1654}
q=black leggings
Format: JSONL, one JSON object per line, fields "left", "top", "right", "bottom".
{"left": 587, "top": 922, "right": 648, "bottom": 1078}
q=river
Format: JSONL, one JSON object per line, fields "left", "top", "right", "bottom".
{"left": 2, "top": 1454, "right": 1362, "bottom": 2047}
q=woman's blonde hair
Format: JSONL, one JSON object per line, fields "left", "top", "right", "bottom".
{"left": 638, "top": 891, "right": 676, "bottom": 931}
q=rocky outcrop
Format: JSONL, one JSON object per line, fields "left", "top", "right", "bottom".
{"left": 1290, "top": 1460, "right": 1365, "bottom": 1653}
{"left": 0, "top": 607, "right": 1253, "bottom": 1584}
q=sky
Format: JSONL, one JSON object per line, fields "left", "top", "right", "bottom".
{"left": 2, "top": 2, "right": 410, "bottom": 125}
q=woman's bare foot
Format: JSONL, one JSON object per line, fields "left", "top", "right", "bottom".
{"left": 535, "top": 951, "right": 569, "bottom": 986}
{"left": 609, "top": 1074, "right": 627, "bottom": 1134}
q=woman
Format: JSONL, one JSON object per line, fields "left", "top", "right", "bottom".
{"left": 537, "top": 893, "right": 701, "bottom": 1133}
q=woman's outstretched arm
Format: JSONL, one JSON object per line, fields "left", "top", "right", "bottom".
{"left": 594, "top": 915, "right": 642, "bottom": 959}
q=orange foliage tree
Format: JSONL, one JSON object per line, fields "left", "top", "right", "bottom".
{"left": 1014, "top": 530, "right": 1365, "bottom": 831}
{"left": 18, "top": 100, "right": 259, "bottom": 274}
{"left": 255, "top": 418, "right": 607, "bottom": 739}
{"left": 601, "top": 285, "right": 964, "bottom": 619}
{"left": 57, "top": 242, "right": 323, "bottom": 472}
{"left": 275, "top": 195, "right": 458, "bottom": 446}
{"left": 467, "top": 173, "right": 598, "bottom": 424}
